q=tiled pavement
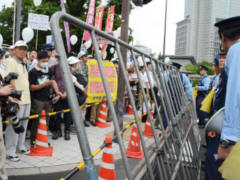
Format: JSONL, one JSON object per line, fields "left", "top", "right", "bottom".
{"left": 6, "top": 114, "right": 156, "bottom": 176}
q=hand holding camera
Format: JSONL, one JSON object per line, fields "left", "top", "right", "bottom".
{"left": 0, "top": 72, "right": 24, "bottom": 134}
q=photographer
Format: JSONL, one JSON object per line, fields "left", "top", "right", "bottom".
{"left": 4, "top": 41, "right": 31, "bottom": 162}
{"left": 0, "top": 67, "right": 14, "bottom": 180}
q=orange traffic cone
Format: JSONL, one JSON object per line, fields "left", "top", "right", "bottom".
{"left": 29, "top": 110, "right": 53, "bottom": 156}
{"left": 143, "top": 108, "right": 154, "bottom": 138}
{"left": 126, "top": 102, "right": 134, "bottom": 115}
{"left": 126, "top": 124, "right": 144, "bottom": 159}
{"left": 96, "top": 98, "right": 111, "bottom": 128}
{"left": 99, "top": 136, "right": 116, "bottom": 180}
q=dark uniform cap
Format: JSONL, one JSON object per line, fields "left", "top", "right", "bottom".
{"left": 200, "top": 65, "right": 208, "bottom": 71}
{"left": 215, "top": 16, "right": 240, "bottom": 30}
{"left": 42, "top": 44, "right": 54, "bottom": 51}
{"left": 213, "top": 55, "right": 219, "bottom": 66}
{"left": 172, "top": 62, "right": 182, "bottom": 69}
{"left": 219, "top": 50, "right": 227, "bottom": 56}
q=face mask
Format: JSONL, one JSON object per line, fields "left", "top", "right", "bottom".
{"left": 40, "top": 62, "right": 48, "bottom": 69}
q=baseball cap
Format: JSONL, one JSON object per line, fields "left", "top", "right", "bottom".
{"left": 14, "top": 40, "right": 28, "bottom": 48}
{"left": 67, "top": 56, "right": 80, "bottom": 65}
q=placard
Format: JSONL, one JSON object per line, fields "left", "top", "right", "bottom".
{"left": 28, "top": 13, "right": 49, "bottom": 31}
{"left": 86, "top": 60, "right": 118, "bottom": 103}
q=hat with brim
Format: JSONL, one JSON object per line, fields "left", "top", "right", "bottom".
{"left": 67, "top": 56, "right": 80, "bottom": 65}
{"left": 200, "top": 65, "right": 208, "bottom": 71}
{"left": 172, "top": 62, "right": 182, "bottom": 69}
{"left": 213, "top": 55, "right": 219, "bottom": 66}
{"left": 14, "top": 40, "right": 28, "bottom": 48}
{"left": 42, "top": 44, "right": 54, "bottom": 51}
{"left": 215, "top": 16, "right": 240, "bottom": 31}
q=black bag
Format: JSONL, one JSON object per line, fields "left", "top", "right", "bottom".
{"left": 73, "top": 72, "right": 88, "bottom": 105}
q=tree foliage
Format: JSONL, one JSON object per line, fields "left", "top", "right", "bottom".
{"left": 184, "top": 61, "right": 214, "bottom": 75}
{"left": 0, "top": 0, "right": 133, "bottom": 55}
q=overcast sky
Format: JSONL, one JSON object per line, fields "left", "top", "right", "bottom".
{"left": 0, "top": 0, "right": 185, "bottom": 55}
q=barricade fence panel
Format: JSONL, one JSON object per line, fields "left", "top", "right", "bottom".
{"left": 49, "top": 12, "right": 201, "bottom": 180}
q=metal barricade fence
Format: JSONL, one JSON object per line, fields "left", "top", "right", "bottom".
{"left": 50, "top": 12, "right": 201, "bottom": 180}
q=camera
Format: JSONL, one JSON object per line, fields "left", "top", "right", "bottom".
{"left": 0, "top": 72, "right": 24, "bottom": 134}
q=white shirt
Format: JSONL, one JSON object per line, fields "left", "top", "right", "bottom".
{"left": 139, "top": 72, "right": 148, "bottom": 89}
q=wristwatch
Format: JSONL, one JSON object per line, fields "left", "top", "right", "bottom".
{"left": 220, "top": 139, "right": 236, "bottom": 148}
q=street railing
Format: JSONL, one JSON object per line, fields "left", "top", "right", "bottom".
{"left": 50, "top": 11, "right": 201, "bottom": 180}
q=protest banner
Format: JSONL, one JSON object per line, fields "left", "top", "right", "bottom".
{"left": 60, "top": 0, "right": 71, "bottom": 52}
{"left": 101, "top": 6, "right": 115, "bottom": 56}
{"left": 86, "top": 60, "right": 118, "bottom": 104}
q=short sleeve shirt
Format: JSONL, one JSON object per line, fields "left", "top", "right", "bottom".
{"left": 29, "top": 67, "right": 53, "bottom": 101}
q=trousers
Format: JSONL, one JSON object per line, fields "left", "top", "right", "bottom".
{"left": 0, "top": 114, "right": 8, "bottom": 180}
{"left": 30, "top": 99, "right": 52, "bottom": 144}
{"left": 5, "top": 104, "right": 31, "bottom": 157}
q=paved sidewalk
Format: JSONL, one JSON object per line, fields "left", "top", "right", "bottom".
{"left": 6, "top": 114, "right": 156, "bottom": 176}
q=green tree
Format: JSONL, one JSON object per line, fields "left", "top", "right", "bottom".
{"left": 0, "top": 0, "right": 133, "bottom": 54}
{"left": 0, "top": 6, "right": 14, "bottom": 45}
{"left": 185, "top": 61, "right": 214, "bottom": 75}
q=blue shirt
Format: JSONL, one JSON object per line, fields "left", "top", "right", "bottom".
{"left": 221, "top": 39, "right": 240, "bottom": 142}
{"left": 212, "top": 74, "right": 219, "bottom": 88}
{"left": 198, "top": 74, "right": 210, "bottom": 91}
{"left": 182, "top": 73, "right": 193, "bottom": 99}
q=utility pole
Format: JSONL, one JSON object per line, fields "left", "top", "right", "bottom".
{"left": 162, "top": 0, "right": 168, "bottom": 61}
{"left": 15, "top": 0, "right": 22, "bottom": 41}
{"left": 115, "top": 0, "right": 130, "bottom": 130}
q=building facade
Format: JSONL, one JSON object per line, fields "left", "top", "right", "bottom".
{"left": 175, "top": 0, "right": 240, "bottom": 62}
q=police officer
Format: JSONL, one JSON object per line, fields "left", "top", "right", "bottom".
{"left": 195, "top": 65, "right": 210, "bottom": 128}
{"left": 205, "top": 51, "right": 227, "bottom": 180}
{"left": 172, "top": 62, "right": 193, "bottom": 102}
{"left": 210, "top": 56, "right": 220, "bottom": 90}
{"left": 214, "top": 16, "right": 240, "bottom": 163}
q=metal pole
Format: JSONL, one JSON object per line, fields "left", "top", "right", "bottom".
{"left": 91, "top": 31, "right": 133, "bottom": 180}
{"left": 50, "top": 13, "right": 98, "bottom": 180}
{"left": 16, "top": 0, "right": 22, "bottom": 41}
{"left": 35, "top": 30, "right": 39, "bottom": 50}
{"left": 116, "top": 0, "right": 130, "bottom": 130}
{"left": 13, "top": 0, "right": 17, "bottom": 44}
{"left": 162, "top": 0, "right": 168, "bottom": 60}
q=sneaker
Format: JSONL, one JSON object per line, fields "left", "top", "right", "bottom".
{"left": 19, "top": 149, "right": 30, "bottom": 155}
{"left": 7, "top": 155, "right": 20, "bottom": 162}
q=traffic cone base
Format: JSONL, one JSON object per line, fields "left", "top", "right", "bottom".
{"left": 28, "top": 110, "right": 53, "bottom": 157}
{"left": 96, "top": 119, "right": 111, "bottom": 128}
{"left": 126, "top": 148, "right": 144, "bottom": 159}
{"left": 29, "top": 146, "right": 53, "bottom": 156}
{"left": 125, "top": 125, "right": 144, "bottom": 159}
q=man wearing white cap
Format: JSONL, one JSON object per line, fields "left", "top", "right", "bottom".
{"left": 68, "top": 56, "right": 89, "bottom": 126}
{"left": 4, "top": 40, "right": 31, "bottom": 161}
